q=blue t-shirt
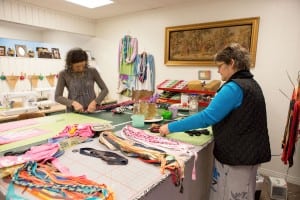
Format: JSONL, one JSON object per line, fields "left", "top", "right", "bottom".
{"left": 168, "top": 81, "right": 243, "bottom": 133}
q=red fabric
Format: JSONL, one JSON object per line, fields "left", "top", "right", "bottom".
{"left": 281, "top": 87, "right": 300, "bottom": 167}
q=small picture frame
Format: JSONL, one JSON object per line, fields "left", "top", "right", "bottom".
{"left": 52, "top": 48, "right": 61, "bottom": 59}
{"left": 36, "top": 47, "right": 52, "bottom": 58}
{"left": 0, "top": 46, "right": 5, "bottom": 56}
{"left": 15, "top": 45, "right": 27, "bottom": 57}
{"left": 198, "top": 70, "right": 211, "bottom": 80}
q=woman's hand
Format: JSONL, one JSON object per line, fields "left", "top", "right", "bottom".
{"left": 72, "top": 101, "right": 84, "bottom": 112}
{"left": 159, "top": 124, "right": 170, "bottom": 137}
{"left": 87, "top": 100, "right": 97, "bottom": 113}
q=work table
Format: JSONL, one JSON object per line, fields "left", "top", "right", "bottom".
{"left": 0, "top": 111, "right": 213, "bottom": 200}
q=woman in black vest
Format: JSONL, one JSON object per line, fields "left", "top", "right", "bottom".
{"left": 159, "top": 43, "right": 271, "bottom": 200}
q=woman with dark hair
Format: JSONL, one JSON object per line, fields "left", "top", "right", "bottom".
{"left": 55, "top": 48, "right": 108, "bottom": 112}
{"left": 159, "top": 43, "right": 271, "bottom": 200}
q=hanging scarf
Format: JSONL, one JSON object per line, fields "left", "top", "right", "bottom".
{"left": 138, "top": 52, "right": 147, "bottom": 83}
{"left": 281, "top": 80, "right": 300, "bottom": 167}
{"left": 122, "top": 36, "right": 130, "bottom": 63}
{"left": 134, "top": 53, "right": 155, "bottom": 91}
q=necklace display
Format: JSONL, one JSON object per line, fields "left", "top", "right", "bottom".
{"left": 138, "top": 52, "right": 147, "bottom": 83}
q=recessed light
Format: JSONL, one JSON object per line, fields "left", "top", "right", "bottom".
{"left": 65, "top": 0, "right": 113, "bottom": 9}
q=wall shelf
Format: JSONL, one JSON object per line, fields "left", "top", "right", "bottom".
{"left": 157, "top": 80, "right": 216, "bottom": 107}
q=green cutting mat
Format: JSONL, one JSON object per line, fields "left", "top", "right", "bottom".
{"left": 0, "top": 113, "right": 110, "bottom": 153}
{"left": 166, "top": 127, "right": 213, "bottom": 146}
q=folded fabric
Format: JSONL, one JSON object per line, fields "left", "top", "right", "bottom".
{"left": 0, "top": 143, "right": 59, "bottom": 168}
{"left": 55, "top": 124, "right": 94, "bottom": 138}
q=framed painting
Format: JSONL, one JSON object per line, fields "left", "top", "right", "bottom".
{"left": 164, "top": 17, "right": 260, "bottom": 67}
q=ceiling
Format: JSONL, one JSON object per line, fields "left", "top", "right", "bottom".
{"left": 19, "top": 0, "right": 198, "bottom": 20}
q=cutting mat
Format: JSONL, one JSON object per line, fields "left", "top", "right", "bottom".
{"left": 0, "top": 113, "right": 109, "bottom": 154}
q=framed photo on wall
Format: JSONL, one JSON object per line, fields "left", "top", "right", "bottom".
{"left": 164, "top": 17, "right": 260, "bottom": 67}
{"left": 0, "top": 46, "right": 5, "bottom": 56}
{"left": 52, "top": 48, "right": 61, "bottom": 59}
{"left": 36, "top": 47, "right": 52, "bottom": 58}
{"left": 15, "top": 45, "right": 27, "bottom": 57}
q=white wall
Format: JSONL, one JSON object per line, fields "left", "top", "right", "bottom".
{"left": 94, "top": 0, "right": 300, "bottom": 184}
{"left": 0, "top": 0, "right": 95, "bottom": 36}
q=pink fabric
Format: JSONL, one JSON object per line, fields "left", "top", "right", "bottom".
{"left": 0, "top": 143, "right": 59, "bottom": 168}
{"left": 51, "top": 158, "right": 86, "bottom": 178}
{"left": 0, "top": 128, "right": 48, "bottom": 145}
{"left": 0, "top": 119, "right": 38, "bottom": 132}
{"left": 122, "top": 125, "right": 194, "bottom": 153}
{"left": 55, "top": 124, "right": 94, "bottom": 138}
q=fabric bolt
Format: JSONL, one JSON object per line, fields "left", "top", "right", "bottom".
{"left": 209, "top": 159, "right": 258, "bottom": 200}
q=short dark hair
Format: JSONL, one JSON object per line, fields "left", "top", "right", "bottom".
{"left": 214, "top": 43, "right": 251, "bottom": 70}
{"left": 65, "top": 48, "right": 88, "bottom": 70}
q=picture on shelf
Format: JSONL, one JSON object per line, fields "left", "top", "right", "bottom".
{"left": 15, "top": 45, "right": 27, "bottom": 57}
{"left": 7, "top": 47, "right": 15, "bottom": 56}
{"left": 36, "top": 47, "right": 52, "bottom": 58}
{"left": 52, "top": 48, "right": 61, "bottom": 59}
{"left": 0, "top": 46, "right": 5, "bottom": 56}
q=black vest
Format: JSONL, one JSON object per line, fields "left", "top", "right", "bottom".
{"left": 212, "top": 71, "right": 271, "bottom": 165}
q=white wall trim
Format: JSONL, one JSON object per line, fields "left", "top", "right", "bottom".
{"left": 0, "top": 0, "right": 96, "bottom": 36}
{"left": 259, "top": 167, "right": 300, "bottom": 185}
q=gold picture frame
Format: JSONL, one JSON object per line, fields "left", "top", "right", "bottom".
{"left": 164, "top": 17, "right": 260, "bottom": 67}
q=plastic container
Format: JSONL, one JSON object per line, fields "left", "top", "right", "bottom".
{"left": 131, "top": 114, "right": 145, "bottom": 128}
{"left": 189, "top": 94, "right": 199, "bottom": 115}
{"left": 168, "top": 105, "right": 178, "bottom": 119}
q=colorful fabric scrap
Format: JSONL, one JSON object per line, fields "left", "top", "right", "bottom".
{"left": 99, "top": 131, "right": 184, "bottom": 192}
{"left": 6, "top": 161, "right": 114, "bottom": 200}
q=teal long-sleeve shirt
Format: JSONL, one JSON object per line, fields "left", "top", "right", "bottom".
{"left": 168, "top": 81, "right": 243, "bottom": 133}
